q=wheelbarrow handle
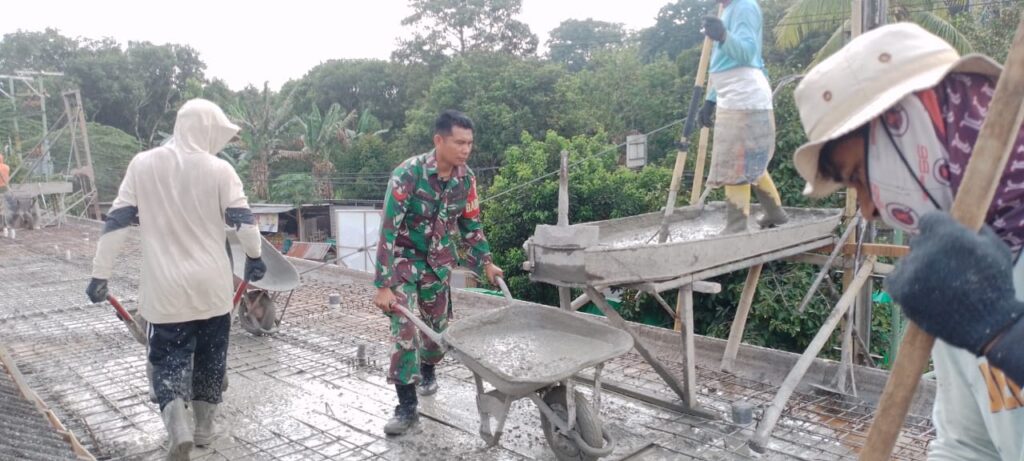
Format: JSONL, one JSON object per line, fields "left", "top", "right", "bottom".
{"left": 390, "top": 303, "right": 447, "bottom": 349}
{"left": 106, "top": 295, "right": 148, "bottom": 345}
{"left": 233, "top": 280, "right": 249, "bottom": 307}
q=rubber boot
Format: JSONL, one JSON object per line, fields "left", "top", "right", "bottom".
{"left": 193, "top": 401, "right": 228, "bottom": 447}
{"left": 418, "top": 363, "right": 438, "bottom": 396}
{"left": 383, "top": 383, "right": 419, "bottom": 435}
{"left": 161, "top": 398, "right": 193, "bottom": 461}
{"left": 752, "top": 174, "right": 789, "bottom": 229}
{"left": 147, "top": 361, "right": 158, "bottom": 404}
{"left": 720, "top": 185, "right": 751, "bottom": 235}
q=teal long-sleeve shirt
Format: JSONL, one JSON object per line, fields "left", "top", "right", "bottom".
{"left": 706, "top": 0, "right": 767, "bottom": 102}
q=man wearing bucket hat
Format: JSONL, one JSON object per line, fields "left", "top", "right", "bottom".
{"left": 793, "top": 23, "right": 1023, "bottom": 459}
{"left": 698, "top": 0, "right": 789, "bottom": 234}
{"left": 373, "top": 110, "right": 504, "bottom": 435}
{"left": 87, "top": 99, "right": 266, "bottom": 460}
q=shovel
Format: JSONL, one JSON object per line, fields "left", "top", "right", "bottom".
{"left": 106, "top": 295, "right": 147, "bottom": 346}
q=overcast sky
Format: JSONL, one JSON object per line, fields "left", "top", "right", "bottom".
{"left": 1, "top": 0, "right": 674, "bottom": 90}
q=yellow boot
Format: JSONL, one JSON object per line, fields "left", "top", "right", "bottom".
{"left": 721, "top": 184, "right": 751, "bottom": 235}
{"left": 752, "top": 174, "right": 789, "bottom": 228}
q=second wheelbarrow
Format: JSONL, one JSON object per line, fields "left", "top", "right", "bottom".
{"left": 392, "top": 278, "right": 633, "bottom": 461}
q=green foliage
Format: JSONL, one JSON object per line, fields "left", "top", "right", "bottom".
{"left": 400, "top": 52, "right": 566, "bottom": 182}
{"left": 483, "top": 130, "right": 671, "bottom": 311}
{"left": 775, "top": 0, "right": 975, "bottom": 66}
{"left": 547, "top": 19, "right": 627, "bottom": 71}
{"left": 269, "top": 173, "right": 317, "bottom": 206}
{"left": 637, "top": 0, "right": 708, "bottom": 62}
{"left": 393, "top": 0, "right": 538, "bottom": 66}
{"left": 289, "top": 60, "right": 414, "bottom": 132}
{"left": 553, "top": 48, "right": 684, "bottom": 164}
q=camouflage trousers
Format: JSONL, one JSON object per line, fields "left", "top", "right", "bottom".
{"left": 387, "top": 271, "right": 451, "bottom": 385}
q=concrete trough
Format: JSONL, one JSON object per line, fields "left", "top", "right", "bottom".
{"left": 526, "top": 202, "right": 842, "bottom": 287}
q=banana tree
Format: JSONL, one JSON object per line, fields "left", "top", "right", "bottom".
{"left": 295, "top": 103, "right": 357, "bottom": 200}
{"left": 229, "top": 83, "right": 297, "bottom": 201}
{"left": 775, "top": 0, "right": 972, "bottom": 66}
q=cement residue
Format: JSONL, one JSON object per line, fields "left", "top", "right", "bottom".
{"left": 602, "top": 207, "right": 836, "bottom": 249}
{"left": 453, "top": 318, "right": 619, "bottom": 384}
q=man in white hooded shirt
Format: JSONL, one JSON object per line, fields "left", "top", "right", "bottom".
{"left": 87, "top": 99, "right": 265, "bottom": 460}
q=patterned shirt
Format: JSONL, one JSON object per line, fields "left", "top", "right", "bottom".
{"left": 374, "top": 151, "right": 492, "bottom": 288}
{"left": 931, "top": 73, "right": 1024, "bottom": 252}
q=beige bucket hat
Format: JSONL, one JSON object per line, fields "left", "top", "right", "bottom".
{"left": 793, "top": 22, "right": 1002, "bottom": 198}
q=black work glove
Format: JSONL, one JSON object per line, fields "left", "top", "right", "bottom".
{"left": 702, "top": 16, "right": 727, "bottom": 43}
{"left": 86, "top": 278, "right": 109, "bottom": 303}
{"left": 698, "top": 100, "right": 716, "bottom": 129}
{"left": 884, "top": 212, "right": 1024, "bottom": 355}
{"left": 245, "top": 256, "right": 267, "bottom": 282}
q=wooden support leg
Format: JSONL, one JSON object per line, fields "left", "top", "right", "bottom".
{"left": 749, "top": 258, "right": 875, "bottom": 453}
{"left": 677, "top": 286, "right": 697, "bottom": 406}
{"left": 558, "top": 287, "right": 572, "bottom": 311}
{"left": 586, "top": 287, "right": 705, "bottom": 412}
{"left": 721, "top": 264, "right": 762, "bottom": 372}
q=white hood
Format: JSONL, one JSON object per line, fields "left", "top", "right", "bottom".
{"left": 172, "top": 99, "right": 240, "bottom": 155}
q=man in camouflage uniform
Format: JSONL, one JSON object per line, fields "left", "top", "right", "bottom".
{"left": 373, "top": 110, "right": 503, "bottom": 435}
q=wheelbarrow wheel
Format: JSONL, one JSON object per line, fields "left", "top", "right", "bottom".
{"left": 539, "top": 386, "right": 603, "bottom": 461}
{"left": 237, "top": 289, "right": 277, "bottom": 336}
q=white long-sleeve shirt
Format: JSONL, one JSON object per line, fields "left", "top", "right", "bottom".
{"left": 92, "top": 99, "right": 261, "bottom": 324}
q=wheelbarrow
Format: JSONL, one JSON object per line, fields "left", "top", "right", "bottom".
{"left": 391, "top": 278, "right": 633, "bottom": 461}
{"left": 226, "top": 229, "right": 300, "bottom": 336}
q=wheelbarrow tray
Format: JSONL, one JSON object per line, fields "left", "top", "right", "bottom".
{"left": 444, "top": 304, "right": 633, "bottom": 397}
{"left": 225, "top": 228, "right": 300, "bottom": 292}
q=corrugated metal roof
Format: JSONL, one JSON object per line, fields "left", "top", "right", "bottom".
{"left": 250, "top": 204, "right": 296, "bottom": 214}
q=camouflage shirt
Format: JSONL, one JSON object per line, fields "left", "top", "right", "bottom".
{"left": 374, "top": 151, "right": 492, "bottom": 288}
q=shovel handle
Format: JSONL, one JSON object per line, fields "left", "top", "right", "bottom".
{"left": 495, "top": 276, "right": 513, "bottom": 304}
{"left": 390, "top": 303, "right": 446, "bottom": 348}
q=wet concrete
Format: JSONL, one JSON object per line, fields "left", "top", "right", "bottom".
{"left": 0, "top": 220, "right": 929, "bottom": 460}
{"left": 603, "top": 205, "right": 838, "bottom": 249}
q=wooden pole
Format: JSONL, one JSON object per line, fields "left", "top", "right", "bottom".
{"left": 750, "top": 258, "right": 875, "bottom": 452}
{"left": 557, "top": 150, "right": 572, "bottom": 310}
{"left": 690, "top": 127, "right": 711, "bottom": 203}
{"left": 862, "top": 16, "right": 1024, "bottom": 459}
{"left": 720, "top": 264, "right": 762, "bottom": 372}
{"left": 657, "top": 4, "right": 722, "bottom": 243}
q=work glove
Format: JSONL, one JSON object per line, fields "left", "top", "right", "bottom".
{"left": 245, "top": 256, "right": 267, "bottom": 282}
{"left": 698, "top": 100, "right": 716, "bottom": 129}
{"left": 702, "top": 16, "right": 727, "bottom": 43}
{"left": 86, "top": 278, "right": 109, "bottom": 303}
{"left": 884, "top": 212, "right": 1024, "bottom": 355}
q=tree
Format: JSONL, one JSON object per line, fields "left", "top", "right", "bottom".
{"left": 229, "top": 83, "right": 297, "bottom": 201}
{"left": 547, "top": 19, "right": 627, "bottom": 71}
{"left": 774, "top": 0, "right": 972, "bottom": 66}
{"left": 0, "top": 28, "right": 78, "bottom": 73}
{"left": 392, "top": 0, "right": 539, "bottom": 66}
{"left": 637, "top": 0, "right": 708, "bottom": 62}
{"left": 289, "top": 59, "right": 414, "bottom": 131}
{"left": 64, "top": 38, "right": 207, "bottom": 146}
{"left": 399, "top": 52, "right": 566, "bottom": 184}
{"left": 553, "top": 47, "right": 683, "bottom": 163}
{"left": 483, "top": 130, "right": 671, "bottom": 310}
{"left": 294, "top": 103, "right": 356, "bottom": 200}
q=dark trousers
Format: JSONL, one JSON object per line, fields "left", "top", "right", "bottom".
{"left": 148, "top": 313, "right": 230, "bottom": 410}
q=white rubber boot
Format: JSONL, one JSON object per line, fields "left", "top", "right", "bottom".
{"left": 193, "top": 401, "right": 228, "bottom": 447}
{"left": 162, "top": 398, "right": 193, "bottom": 461}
